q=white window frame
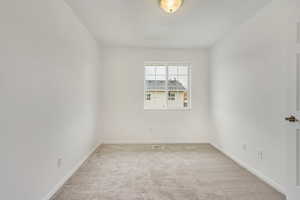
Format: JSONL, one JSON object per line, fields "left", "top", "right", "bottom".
{"left": 144, "top": 62, "right": 192, "bottom": 111}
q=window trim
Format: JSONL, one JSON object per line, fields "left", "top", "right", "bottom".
{"left": 144, "top": 62, "right": 192, "bottom": 111}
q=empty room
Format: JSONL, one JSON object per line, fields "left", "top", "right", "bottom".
{"left": 1, "top": 0, "right": 300, "bottom": 199}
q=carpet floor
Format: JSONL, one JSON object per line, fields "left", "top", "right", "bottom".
{"left": 53, "top": 144, "right": 285, "bottom": 200}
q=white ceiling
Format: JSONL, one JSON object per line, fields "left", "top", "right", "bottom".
{"left": 65, "top": 0, "right": 272, "bottom": 48}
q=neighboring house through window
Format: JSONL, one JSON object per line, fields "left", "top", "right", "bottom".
{"left": 144, "top": 63, "right": 191, "bottom": 110}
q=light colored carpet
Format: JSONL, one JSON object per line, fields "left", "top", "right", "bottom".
{"left": 53, "top": 144, "right": 285, "bottom": 200}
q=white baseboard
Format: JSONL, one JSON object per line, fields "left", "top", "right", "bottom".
{"left": 42, "top": 141, "right": 102, "bottom": 200}
{"left": 210, "top": 143, "right": 286, "bottom": 195}
{"left": 102, "top": 141, "right": 210, "bottom": 145}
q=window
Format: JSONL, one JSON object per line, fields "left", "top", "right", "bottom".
{"left": 168, "top": 92, "right": 175, "bottom": 100}
{"left": 146, "top": 93, "right": 151, "bottom": 101}
{"left": 144, "top": 63, "right": 191, "bottom": 110}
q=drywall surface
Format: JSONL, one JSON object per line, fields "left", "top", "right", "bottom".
{"left": 100, "top": 47, "right": 212, "bottom": 143}
{"left": 0, "top": 1, "right": 102, "bottom": 199}
{"left": 210, "top": 0, "right": 293, "bottom": 193}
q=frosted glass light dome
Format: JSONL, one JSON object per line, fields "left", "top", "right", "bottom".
{"left": 160, "top": 0, "right": 183, "bottom": 14}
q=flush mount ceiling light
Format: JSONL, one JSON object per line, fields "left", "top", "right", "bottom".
{"left": 160, "top": 0, "right": 183, "bottom": 14}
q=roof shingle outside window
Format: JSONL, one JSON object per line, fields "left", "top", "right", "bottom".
{"left": 145, "top": 80, "right": 185, "bottom": 91}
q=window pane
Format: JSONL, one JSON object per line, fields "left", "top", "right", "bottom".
{"left": 156, "top": 75, "right": 165, "bottom": 81}
{"left": 156, "top": 66, "right": 166, "bottom": 75}
{"left": 145, "top": 65, "right": 166, "bottom": 80}
{"left": 167, "top": 65, "right": 189, "bottom": 109}
{"left": 145, "top": 66, "right": 156, "bottom": 75}
{"left": 145, "top": 64, "right": 190, "bottom": 110}
{"left": 145, "top": 75, "right": 155, "bottom": 81}
{"left": 178, "top": 66, "right": 188, "bottom": 75}
{"left": 168, "top": 66, "right": 177, "bottom": 76}
{"left": 177, "top": 76, "right": 188, "bottom": 89}
{"left": 144, "top": 92, "right": 167, "bottom": 109}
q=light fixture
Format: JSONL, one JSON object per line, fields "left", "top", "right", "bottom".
{"left": 160, "top": 0, "right": 183, "bottom": 14}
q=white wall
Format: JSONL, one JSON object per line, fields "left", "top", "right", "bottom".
{"left": 0, "top": 1, "right": 102, "bottom": 200}
{"left": 100, "top": 47, "right": 211, "bottom": 144}
{"left": 210, "top": 0, "right": 294, "bottom": 193}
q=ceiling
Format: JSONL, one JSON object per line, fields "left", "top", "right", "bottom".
{"left": 65, "top": 0, "right": 272, "bottom": 48}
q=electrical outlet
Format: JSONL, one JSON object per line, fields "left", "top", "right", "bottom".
{"left": 242, "top": 144, "right": 247, "bottom": 151}
{"left": 257, "top": 151, "right": 263, "bottom": 161}
{"left": 57, "top": 158, "right": 62, "bottom": 168}
{"left": 149, "top": 128, "right": 153, "bottom": 132}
